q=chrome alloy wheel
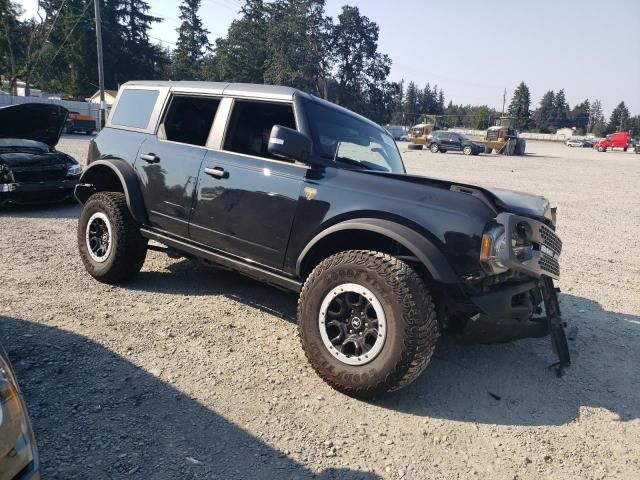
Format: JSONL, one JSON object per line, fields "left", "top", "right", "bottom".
{"left": 319, "top": 283, "right": 387, "bottom": 365}
{"left": 85, "top": 212, "right": 112, "bottom": 263}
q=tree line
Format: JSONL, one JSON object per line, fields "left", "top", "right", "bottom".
{"left": 506, "top": 81, "right": 639, "bottom": 137}
{"left": 1, "top": 0, "right": 637, "bottom": 135}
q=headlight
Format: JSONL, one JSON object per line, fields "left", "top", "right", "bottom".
{"left": 480, "top": 226, "right": 509, "bottom": 274}
{"left": 511, "top": 221, "right": 533, "bottom": 261}
{"left": 480, "top": 221, "right": 535, "bottom": 275}
{"left": 0, "top": 352, "right": 38, "bottom": 477}
{"left": 66, "top": 163, "right": 82, "bottom": 177}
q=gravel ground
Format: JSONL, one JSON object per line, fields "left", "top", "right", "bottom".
{"left": 1, "top": 137, "right": 639, "bottom": 479}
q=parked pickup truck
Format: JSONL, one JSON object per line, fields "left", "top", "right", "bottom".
{"left": 64, "top": 111, "right": 96, "bottom": 135}
{"left": 74, "top": 81, "right": 570, "bottom": 398}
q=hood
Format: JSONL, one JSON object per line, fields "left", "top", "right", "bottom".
{"left": 0, "top": 103, "right": 68, "bottom": 147}
{"left": 363, "top": 170, "right": 553, "bottom": 223}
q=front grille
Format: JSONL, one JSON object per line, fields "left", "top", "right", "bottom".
{"left": 487, "top": 130, "right": 499, "bottom": 141}
{"left": 539, "top": 225, "right": 562, "bottom": 256}
{"left": 539, "top": 252, "right": 560, "bottom": 277}
{"left": 12, "top": 167, "right": 68, "bottom": 182}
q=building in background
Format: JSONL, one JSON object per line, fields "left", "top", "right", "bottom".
{"left": 86, "top": 89, "right": 118, "bottom": 106}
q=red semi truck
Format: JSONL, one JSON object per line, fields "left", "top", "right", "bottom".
{"left": 593, "top": 131, "right": 630, "bottom": 152}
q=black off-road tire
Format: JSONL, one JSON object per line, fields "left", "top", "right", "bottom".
{"left": 407, "top": 143, "right": 423, "bottom": 150}
{"left": 297, "top": 250, "right": 439, "bottom": 398}
{"left": 78, "top": 192, "right": 148, "bottom": 284}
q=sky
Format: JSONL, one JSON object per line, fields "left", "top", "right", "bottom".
{"left": 17, "top": 0, "right": 640, "bottom": 116}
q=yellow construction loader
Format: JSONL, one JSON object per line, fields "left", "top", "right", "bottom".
{"left": 407, "top": 115, "right": 444, "bottom": 150}
{"left": 480, "top": 116, "right": 526, "bottom": 155}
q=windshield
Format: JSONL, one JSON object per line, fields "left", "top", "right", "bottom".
{"left": 305, "top": 100, "right": 405, "bottom": 173}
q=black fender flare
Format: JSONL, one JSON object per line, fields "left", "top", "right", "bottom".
{"left": 296, "top": 218, "right": 459, "bottom": 283}
{"left": 74, "top": 159, "right": 148, "bottom": 224}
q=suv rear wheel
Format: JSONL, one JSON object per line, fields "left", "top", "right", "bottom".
{"left": 430, "top": 143, "right": 440, "bottom": 153}
{"left": 463, "top": 145, "right": 473, "bottom": 155}
{"left": 78, "top": 192, "right": 148, "bottom": 284}
{"left": 297, "top": 250, "right": 439, "bottom": 398}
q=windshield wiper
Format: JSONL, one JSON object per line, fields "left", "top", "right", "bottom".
{"left": 334, "top": 156, "right": 368, "bottom": 170}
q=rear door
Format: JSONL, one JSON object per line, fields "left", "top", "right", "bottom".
{"left": 135, "top": 94, "right": 221, "bottom": 237}
{"left": 190, "top": 98, "right": 306, "bottom": 268}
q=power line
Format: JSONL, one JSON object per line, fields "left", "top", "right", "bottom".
{"left": 44, "top": 0, "right": 94, "bottom": 68}
{"left": 31, "top": 0, "right": 69, "bottom": 73}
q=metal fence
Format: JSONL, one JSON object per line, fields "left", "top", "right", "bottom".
{"left": 0, "top": 95, "right": 101, "bottom": 126}
{"left": 448, "top": 128, "right": 601, "bottom": 142}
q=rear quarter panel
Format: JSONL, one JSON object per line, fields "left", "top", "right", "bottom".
{"left": 91, "top": 127, "right": 149, "bottom": 166}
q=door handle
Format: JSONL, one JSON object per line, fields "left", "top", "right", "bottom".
{"left": 140, "top": 153, "right": 159, "bottom": 163}
{"left": 204, "top": 167, "right": 227, "bottom": 178}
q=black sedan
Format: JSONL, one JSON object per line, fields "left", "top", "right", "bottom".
{"left": 0, "top": 103, "right": 81, "bottom": 207}
{"left": 0, "top": 342, "right": 40, "bottom": 479}
{"left": 427, "top": 131, "right": 484, "bottom": 155}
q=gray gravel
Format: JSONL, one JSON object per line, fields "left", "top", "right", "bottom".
{"left": 1, "top": 138, "right": 639, "bottom": 479}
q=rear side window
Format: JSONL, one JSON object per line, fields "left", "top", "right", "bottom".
{"left": 110, "top": 89, "right": 159, "bottom": 129}
{"left": 161, "top": 95, "right": 220, "bottom": 146}
{"left": 223, "top": 100, "right": 296, "bottom": 160}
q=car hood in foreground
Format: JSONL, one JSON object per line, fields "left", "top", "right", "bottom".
{"left": 0, "top": 103, "right": 68, "bottom": 147}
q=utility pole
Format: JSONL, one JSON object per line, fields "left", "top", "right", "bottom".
{"left": 94, "top": 0, "right": 106, "bottom": 130}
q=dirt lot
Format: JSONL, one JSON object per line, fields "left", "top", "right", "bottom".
{"left": 1, "top": 137, "right": 639, "bottom": 479}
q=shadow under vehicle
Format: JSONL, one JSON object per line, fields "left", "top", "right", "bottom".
{"left": 0, "top": 104, "right": 81, "bottom": 207}
{"left": 73, "top": 81, "right": 570, "bottom": 399}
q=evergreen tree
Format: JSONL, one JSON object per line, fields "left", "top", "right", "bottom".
{"left": 0, "top": 0, "right": 23, "bottom": 93}
{"left": 404, "top": 81, "right": 419, "bottom": 114}
{"left": 588, "top": 99, "right": 606, "bottom": 135}
{"left": 507, "top": 81, "right": 531, "bottom": 130}
{"left": 552, "top": 89, "right": 569, "bottom": 129}
{"left": 173, "top": 0, "right": 210, "bottom": 80}
{"left": 419, "top": 83, "right": 432, "bottom": 113}
{"left": 437, "top": 88, "right": 445, "bottom": 114}
{"left": 333, "top": 5, "right": 392, "bottom": 120}
{"left": 607, "top": 101, "right": 630, "bottom": 133}
{"left": 569, "top": 99, "right": 590, "bottom": 134}
{"left": 534, "top": 90, "right": 555, "bottom": 133}
{"left": 214, "top": 0, "right": 269, "bottom": 83}
{"left": 263, "top": 0, "right": 332, "bottom": 94}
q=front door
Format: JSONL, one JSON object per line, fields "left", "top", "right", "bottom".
{"left": 189, "top": 99, "right": 305, "bottom": 268}
{"left": 134, "top": 94, "right": 221, "bottom": 237}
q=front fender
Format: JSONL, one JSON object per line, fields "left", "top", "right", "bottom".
{"left": 74, "top": 159, "right": 148, "bottom": 224}
{"left": 296, "top": 218, "right": 459, "bottom": 283}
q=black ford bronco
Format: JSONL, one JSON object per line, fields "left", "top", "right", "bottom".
{"left": 75, "top": 81, "right": 569, "bottom": 398}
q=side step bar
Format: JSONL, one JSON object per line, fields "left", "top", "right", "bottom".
{"left": 140, "top": 228, "right": 302, "bottom": 293}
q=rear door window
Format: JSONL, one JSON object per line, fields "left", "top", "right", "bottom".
{"left": 223, "top": 100, "right": 296, "bottom": 160}
{"left": 161, "top": 95, "right": 220, "bottom": 147}
{"left": 110, "top": 89, "right": 159, "bottom": 129}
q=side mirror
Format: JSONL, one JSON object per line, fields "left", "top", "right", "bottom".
{"left": 268, "top": 125, "right": 312, "bottom": 163}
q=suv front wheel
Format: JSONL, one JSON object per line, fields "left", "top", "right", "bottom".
{"left": 78, "top": 192, "right": 148, "bottom": 284}
{"left": 297, "top": 250, "right": 439, "bottom": 398}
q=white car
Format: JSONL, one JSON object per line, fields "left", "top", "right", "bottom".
{"left": 566, "top": 138, "right": 585, "bottom": 147}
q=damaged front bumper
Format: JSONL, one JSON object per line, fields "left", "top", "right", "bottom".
{"left": 462, "top": 213, "right": 570, "bottom": 373}
{"left": 0, "top": 179, "right": 78, "bottom": 206}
